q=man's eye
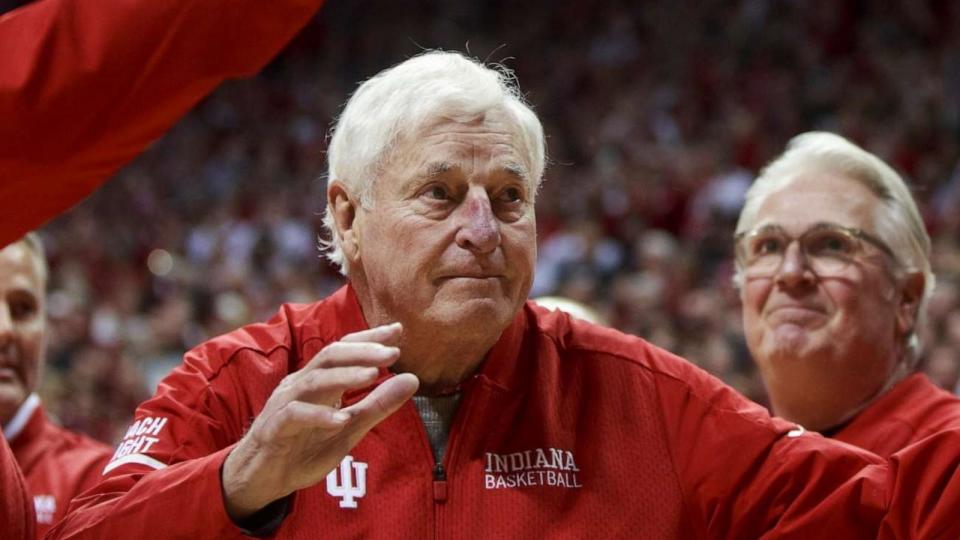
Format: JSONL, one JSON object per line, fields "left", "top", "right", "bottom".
{"left": 807, "top": 232, "right": 855, "bottom": 255}
{"left": 752, "top": 237, "right": 784, "bottom": 256}
{"left": 500, "top": 187, "right": 522, "bottom": 202}
{"left": 10, "top": 300, "right": 36, "bottom": 320}
{"left": 425, "top": 185, "right": 449, "bottom": 200}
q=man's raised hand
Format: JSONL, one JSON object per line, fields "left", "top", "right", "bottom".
{"left": 221, "top": 323, "right": 418, "bottom": 520}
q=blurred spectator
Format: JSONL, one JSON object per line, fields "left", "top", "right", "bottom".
{"left": 0, "top": 235, "right": 115, "bottom": 537}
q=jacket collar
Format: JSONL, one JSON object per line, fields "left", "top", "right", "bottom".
{"left": 319, "top": 284, "right": 370, "bottom": 342}
{"left": 3, "top": 393, "right": 42, "bottom": 443}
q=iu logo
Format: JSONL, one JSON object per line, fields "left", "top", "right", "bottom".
{"left": 326, "top": 455, "right": 368, "bottom": 508}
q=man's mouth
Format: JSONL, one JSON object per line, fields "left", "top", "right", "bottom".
{"left": 0, "top": 366, "right": 17, "bottom": 382}
{"left": 435, "top": 272, "right": 505, "bottom": 284}
{"left": 766, "top": 305, "right": 826, "bottom": 325}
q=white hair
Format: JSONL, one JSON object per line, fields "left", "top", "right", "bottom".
{"left": 320, "top": 50, "right": 546, "bottom": 275}
{"left": 734, "top": 131, "right": 935, "bottom": 362}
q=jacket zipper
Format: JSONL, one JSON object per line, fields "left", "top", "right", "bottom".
{"left": 428, "top": 379, "right": 482, "bottom": 540}
{"left": 433, "top": 462, "right": 448, "bottom": 502}
{"left": 417, "top": 376, "right": 487, "bottom": 540}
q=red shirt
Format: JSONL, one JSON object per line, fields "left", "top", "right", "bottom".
{"left": 0, "top": 0, "right": 324, "bottom": 247}
{"left": 5, "top": 395, "right": 112, "bottom": 538}
{"left": 0, "top": 430, "right": 34, "bottom": 540}
{"left": 833, "top": 372, "right": 960, "bottom": 458}
{"left": 49, "top": 286, "right": 960, "bottom": 538}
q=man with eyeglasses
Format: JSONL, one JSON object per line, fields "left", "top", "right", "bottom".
{"left": 734, "top": 131, "right": 960, "bottom": 457}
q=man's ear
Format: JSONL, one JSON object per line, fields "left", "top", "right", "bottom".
{"left": 896, "top": 271, "right": 926, "bottom": 336}
{"left": 328, "top": 180, "right": 362, "bottom": 265}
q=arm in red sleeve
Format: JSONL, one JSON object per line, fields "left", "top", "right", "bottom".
{"left": 652, "top": 350, "right": 960, "bottom": 538}
{"left": 0, "top": 431, "right": 34, "bottom": 540}
{"left": 875, "top": 429, "right": 960, "bottom": 539}
{"left": 0, "top": 0, "right": 325, "bottom": 247}
{"left": 45, "top": 339, "right": 289, "bottom": 539}
{"left": 49, "top": 448, "right": 242, "bottom": 539}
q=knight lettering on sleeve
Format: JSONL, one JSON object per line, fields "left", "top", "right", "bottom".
{"left": 103, "top": 417, "right": 170, "bottom": 473}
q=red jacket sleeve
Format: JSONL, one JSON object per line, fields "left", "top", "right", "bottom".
{"left": 45, "top": 336, "right": 289, "bottom": 539}
{"left": 1, "top": 431, "right": 34, "bottom": 540}
{"left": 651, "top": 349, "right": 960, "bottom": 538}
{"left": 0, "top": 0, "right": 325, "bottom": 247}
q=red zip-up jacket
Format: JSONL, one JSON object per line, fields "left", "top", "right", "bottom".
{"left": 1, "top": 430, "right": 34, "bottom": 540}
{"left": 49, "top": 286, "right": 960, "bottom": 538}
{"left": 4, "top": 394, "right": 112, "bottom": 538}
{"left": 832, "top": 372, "right": 960, "bottom": 458}
{"left": 0, "top": 0, "right": 325, "bottom": 247}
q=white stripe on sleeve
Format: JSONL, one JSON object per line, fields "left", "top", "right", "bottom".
{"left": 102, "top": 453, "right": 168, "bottom": 475}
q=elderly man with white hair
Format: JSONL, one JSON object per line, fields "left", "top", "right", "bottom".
{"left": 735, "top": 131, "right": 960, "bottom": 457}
{"left": 51, "top": 52, "right": 960, "bottom": 539}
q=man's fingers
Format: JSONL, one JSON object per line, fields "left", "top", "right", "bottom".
{"left": 291, "top": 365, "right": 380, "bottom": 403}
{"left": 341, "top": 373, "right": 419, "bottom": 433}
{"left": 266, "top": 400, "right": 350, "bottom": 440}
{"left": 340, "top": 322, "right": 403, "bottom": 346}
{"left": 305, "top": 341, "right": 400, "bottom": 370}
{"left": 299, "top": 323, "right": 403, "bottom": 371}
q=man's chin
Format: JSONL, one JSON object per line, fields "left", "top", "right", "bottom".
{"left": 769, "top": 322, "right": 817, "bottom": 349}
{"left": 0, "top": 383, "right": 28, "bottom": 424}
{"left": 763, "top": 328, "right": 835, "bottom": 366}
{"left": 429, "top": 299, "right": 516, "bottom": 330}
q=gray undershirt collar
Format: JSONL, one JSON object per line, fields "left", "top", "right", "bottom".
{"left": 411, "top": 393, "right": 462, "bottom": 465}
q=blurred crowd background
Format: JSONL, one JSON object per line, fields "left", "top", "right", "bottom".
{"left": 9, "top": 0, "right": 960, "bottom": 444}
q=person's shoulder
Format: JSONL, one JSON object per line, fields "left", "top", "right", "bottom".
{"left": 528, "top": 302, "right": 706, "bottom": 379}
{"left": 146, "top": 290, "right": 355, "bottom": 418}
{"left": 527, "top": 302, "right": 762, "bottom": 415}
{"left": 181, "top": 297, "right": 339, "bottom": 383}
{"left": 40, "top": 420, "right": 112, "bottom": 469}
{"left": 914, "top": 373, "right": 960, "bottom": 406}
{"left": 193, "top": 300, "right": 327, "bottom": 359}
{"left": 31, "top": 419, "right": 114, "bottom": 501}
{"left": 906, "top": 373, "right": 960, "bottom": 432}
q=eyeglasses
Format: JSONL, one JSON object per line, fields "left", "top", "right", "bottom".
{"left": 734, "top": 222, "right": 896, "bottom": 279}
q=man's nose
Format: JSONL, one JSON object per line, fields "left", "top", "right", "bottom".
{"left": 774, "top": 241, "right": 814, "bottom": 288}
{"left": 454, "top": 188, "right": 500, "bottom": 254}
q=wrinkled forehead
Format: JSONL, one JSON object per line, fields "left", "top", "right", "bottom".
{"left": 751, "top": 172, "right": 882, "bottom": 232}
{"left": 385, "top": 109, "right": 535, "bottom": 185}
